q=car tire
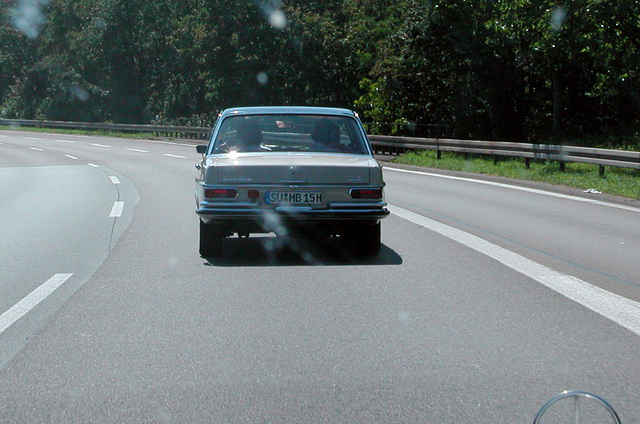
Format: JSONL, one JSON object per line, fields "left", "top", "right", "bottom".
{"left": 348, "top": 221, "right": 381, "bottom": 256}
{"left": 199, "top": 219, "right": 223, "bottom": 257}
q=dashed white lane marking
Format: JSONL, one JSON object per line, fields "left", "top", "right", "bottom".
{"left": 0, "top": 273, "right": 73, "bottom": 334}
{"left": 65, "top": 155, "right": 78, "bottom": 160}
{"left": 384, "top": 166, "right": 640, "bottom": 214}
{"left": 127, "top": 148, "right": 148, "bottom": 153}
{"left": 109, "top": 201, "right": 124, "bottom": 217}
{"left": 23, "top": 137, "right": 41, "bottom": 140}
{"left": 88, "top": 163, "right": 99, "bottom": 168}
{"left": 30, "top": 147, "right": 44, "bottom": 151}
{"left": 163, "top": 153, "right": 186, "bottom": 159}
{"left": 109, "top": 176, "right": 120, "bottom": 184}
{"left": 56, "top": 139, "right": 75, "bottom": 143}
{"left": 389, "top": 203, "right": 640, "bottom": 337}
{"left": 90, "top": 143, "right": 111, "bottom": 148}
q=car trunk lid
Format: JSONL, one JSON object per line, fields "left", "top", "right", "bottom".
{"left": 213, "top": 153, "right": 373, "bottom": 185}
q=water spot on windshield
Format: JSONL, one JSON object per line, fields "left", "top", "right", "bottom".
{"left": 10, "top": 0, "right": 48, "bottom": 39}
{"left": 550, "top": 6, "right": 567, "bottom": 32}
{"left": 268, "top": 9, "right": 287, "bottom": 30}
{"left": 255, "top": 0, "right": 287, "bottom": 30}
{"left": 398, "top": 311, "right": 411, "bottom": 324}
{"left": 256, "top": 72, "right": 269, "bottom": 86}
{"left": 70, "top": 85, "right": 90, "bottom": 102}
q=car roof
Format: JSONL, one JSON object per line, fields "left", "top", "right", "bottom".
{"left": 218, "top": 106, "right": 359, "bottom": 118}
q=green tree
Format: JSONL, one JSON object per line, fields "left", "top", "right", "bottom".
{"left": 489, "top": 0, "right": 640, "bottom": 141}
{"left": 358, "top": 0, "right": 503, "bottom": 138}
{"left": 0, "top": 0, "right": 637, "bottom": 146}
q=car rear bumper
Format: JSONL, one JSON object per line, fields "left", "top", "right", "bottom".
{"left": 196, "top": 205, "right": 389, "bottom": 224}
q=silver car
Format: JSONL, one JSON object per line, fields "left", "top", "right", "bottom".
{"left": 195, "top": 106, "right": 389, "bottom": 257}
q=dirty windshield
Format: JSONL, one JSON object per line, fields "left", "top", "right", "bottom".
{"left": 1, "top": 0, "right": 640, "bottom": 423}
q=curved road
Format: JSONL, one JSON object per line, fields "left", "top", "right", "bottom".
{"left": 1, "top": 130, "right": 639, "bottom": 423}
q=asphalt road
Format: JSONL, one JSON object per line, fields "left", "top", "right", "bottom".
{"left": 1, "top": 130, "right": 639, "bottom": 423}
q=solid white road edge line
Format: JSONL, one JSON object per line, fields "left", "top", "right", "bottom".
{"left": 384, "top": 166, "right": 640, "bottom": 214}
{"left": 388, "top": 203, "right": 640, "bottom": 337}
{"left": 0, "top": 273, "right": 73, "bottom": 334}
{"left": 109, "top": 201, "right": 124, "bottom": 218}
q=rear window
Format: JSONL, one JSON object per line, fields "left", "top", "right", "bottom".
{"left": 211, "top": 114, "right": 369, "bottom": 155}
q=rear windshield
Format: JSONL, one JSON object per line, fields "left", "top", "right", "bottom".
{"left": 211, "top": 114, "right": 369, "bottom": 155}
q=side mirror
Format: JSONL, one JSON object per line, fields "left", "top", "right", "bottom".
{"left": 196, "top": 145, "right": 207, "bottom": 154}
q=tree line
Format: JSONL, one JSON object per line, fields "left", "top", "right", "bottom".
{"left": 1, "top": 0, "right": 638, "bottom": 145}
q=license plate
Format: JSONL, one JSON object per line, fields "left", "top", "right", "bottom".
{"left": 265, "top": 191, "right": 323, "bottom": 205}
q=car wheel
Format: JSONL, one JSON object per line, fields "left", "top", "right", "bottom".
{"left": 199, "top": 219, "right": 223, "bottom": 257}
{"left": 347, "top": 222, "right": 381, "bottom": 256}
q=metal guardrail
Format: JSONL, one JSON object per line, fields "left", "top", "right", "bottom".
{"left": 2, "top": 118, "right": 638, "bottom": 174}
{"left": 369, "top": 135, "right": 640, "bottom": 174}
{"left": 0, "top": 118, "right": 210, "bottom": 140}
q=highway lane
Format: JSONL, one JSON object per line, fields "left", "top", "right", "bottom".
{"left": 0, "top": 131, "right": 202, "bottom": 368}
{"left": 0, "top": 165, "right": 129, "bottom": 302}
{"left": 1, "top": 130, "right": 639, "bottom": 422}
{"left": 384, "top": 166, "right": 640, "bottom": 303}
{"left": 0, "top": 136, "right": 139, "bottom": 365}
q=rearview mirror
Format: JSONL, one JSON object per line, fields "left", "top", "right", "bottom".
{"left": 196, "top": 145, "right": 207, "bottom": 154}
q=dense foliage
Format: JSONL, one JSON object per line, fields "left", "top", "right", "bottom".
{"left": 1, "top": 0, "right": 638, "bottom": 145}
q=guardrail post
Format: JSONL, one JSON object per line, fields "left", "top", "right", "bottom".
{"left": 559, "top": 161, "right": 566, "bottom": 172}
{"left": 525, "top": 158, "right": 531, "bottom": 169}
{"left": 599, "top": 164, "right": 605, "bottom": 176}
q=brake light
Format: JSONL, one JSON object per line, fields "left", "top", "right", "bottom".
{"left": 204, "top": 188, "right": 237, "bottom": 199}
{"left": 350, "top": 189, "right": 383, "bottom": 199}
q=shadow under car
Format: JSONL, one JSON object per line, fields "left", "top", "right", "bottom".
{"left": 202, "top": 235, "right": 402, "bottom": 267}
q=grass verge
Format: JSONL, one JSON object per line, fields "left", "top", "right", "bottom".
{"left": 392, "top": 150, "right": 640, "bottom": 201}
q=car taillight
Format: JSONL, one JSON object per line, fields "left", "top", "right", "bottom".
{"left": 204, "top": 188, "right": 237, "bottom": 199}
{"left": 350, "top": 188, "right": 383, "bottom": 199}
